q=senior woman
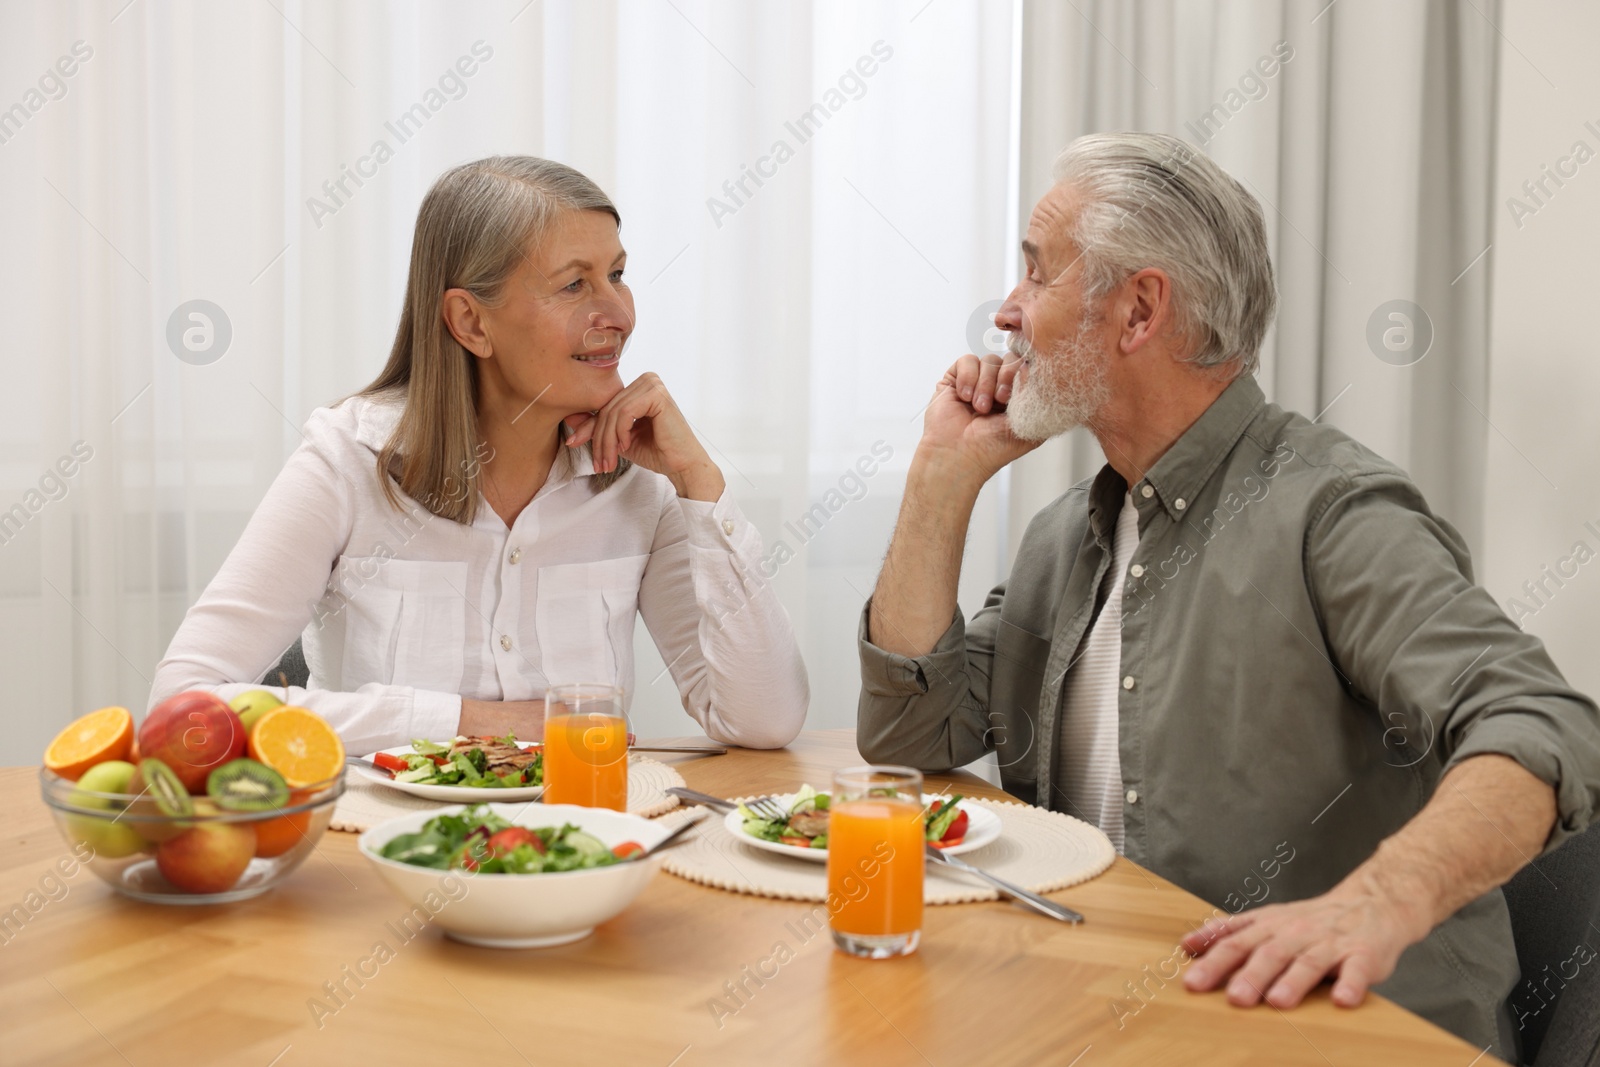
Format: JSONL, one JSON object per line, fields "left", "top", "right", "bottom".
{"left": 149, "top": 157, "right": 808, "bottom": 754}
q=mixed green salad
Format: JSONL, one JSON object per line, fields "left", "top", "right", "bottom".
{"left": 737, "top": 785, "right": 971, "bottom": 850}
{"left": 372, "top": 735, "right": 543, "bottom": 788}
{"left": 377, "top": 805, "right": 644, "bottom": 873}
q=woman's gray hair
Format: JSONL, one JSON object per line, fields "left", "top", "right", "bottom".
{"left": 1051, "top": 133, "right": 1276, "bottom": 378}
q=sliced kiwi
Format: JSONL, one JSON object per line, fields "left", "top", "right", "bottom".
{"left": 137, "top": 758, "right": 194, "bottom": 819}
{"left": 207, "top": 758, "right": 290, "bottom": 812}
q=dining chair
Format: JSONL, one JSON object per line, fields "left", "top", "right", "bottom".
{"left": 1501, "top": 821, "right": 1600, "bottom": 1066}
{"left": 260, "top": 637, "right": 310, "bottom": 689}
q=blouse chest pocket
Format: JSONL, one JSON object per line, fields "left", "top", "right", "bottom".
{"left": 535, "top": 554, "right": 650, "bottom": 690}
{"left": 337, "top": 557, "right": 468, "bottom": 694}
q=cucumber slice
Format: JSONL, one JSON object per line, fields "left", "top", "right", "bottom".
{"left": 563, "top": 829, "right": 609, "bottom": 858}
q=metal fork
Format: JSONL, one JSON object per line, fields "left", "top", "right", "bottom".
{"left": 663, "top": 787, "right": 791, "bottom": 822}
{"left": 745, "top": 796, "right": 791, "bottom": 822}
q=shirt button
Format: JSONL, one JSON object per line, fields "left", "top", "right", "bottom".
{"left": 1126, "top": 789, "right": 1139, "bottom": 804}
{"left": 509, "top": 548, "right": 522, "bottom": 564}
{"left": 500, "top": 635, "right": 512, "bottom": 651}
{"left": 1174, "top": 498, "right": 1187, "bottom": 511}
{"left": 722, "top": 519, "right": 736, "bottom": 535}
{"left": 1140, "top": 484, "right": 1154, "bottom": 499}
{"left": 1129, "top": 564, "right": 1145, "bottom": 578}
{"left": 1122, "top": 675, "right": 1136, "bottom": 690}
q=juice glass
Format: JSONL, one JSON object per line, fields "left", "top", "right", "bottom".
{"left": 827, "top": 766, "right": 924, "bottom": 958}
{"left": 542, "top": 684, "right": 628, "bottom": 811}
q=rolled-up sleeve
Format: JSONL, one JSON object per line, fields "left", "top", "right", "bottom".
{"left": 1308, "top": 471, "right": 1600, "bottom": 851}
{"left": 856, "top": 592, "right": 1001, "bottom": 771}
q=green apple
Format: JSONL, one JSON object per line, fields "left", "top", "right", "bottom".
{"left": 229, "top": 689, "right": 284, "bottom": 733}
{"left": 65, "top": 760, "right": 145, "bottom": 858}
{"left": 76, "top": 759, "right": 136, "bottom": 797}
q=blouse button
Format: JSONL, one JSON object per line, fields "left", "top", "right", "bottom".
{"left": 1126, "top": 789, "right": 1140, "bottom": 805}
{"left": 1122, "top": 675, "right": 1136, "bottom": 690}
{"left": 509, "top": 548, "right": 522, "bottom": 564}
{"left": 500, "top": 635, "right": 512, "bottom": 651}
{"left": 1140, "top": 484, "right": 1154, "bottom": 499}
{"left": 1129, "top": 564, "right": 1145, "bottom": 578}
{"left": 722, "top": 519, "right": 736, "bottom": 536}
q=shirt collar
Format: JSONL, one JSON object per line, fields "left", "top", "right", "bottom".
{"left": 524, "top": 443, "right": 602, "bottom": 512}
{"left": 1135, "top": 374, "right": 1266, "bottom": 522}
{"left": 555, "top": 442, "right": 598, "bottom": 483}
{"left": 1086, "top": 465, "right": 1129, "bottom": 547}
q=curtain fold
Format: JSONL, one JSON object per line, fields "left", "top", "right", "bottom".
{"left": 1011, "top": 0, "right": 1498, "bottom": 560}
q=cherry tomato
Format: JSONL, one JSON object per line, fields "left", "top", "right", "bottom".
{"left": 612, "top": 841, "right": 645, "bottom": 859}
{"left": 486, "top": 827, "right": 545, "bottom": 857}
{"left": 940, "top": 810, "right": 970, "bottom": 843}
{"left": 372, "top": 752, "right": 409, "bottom": 772}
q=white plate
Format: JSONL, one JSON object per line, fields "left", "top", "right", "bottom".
{"left": 352, "top": 743, "right": 546, "bottom": 803}
{"left": 722, "top": 792, "right": 1001, "bottom": 862}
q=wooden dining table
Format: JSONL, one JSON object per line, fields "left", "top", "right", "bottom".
{"left": 1, "top": 729, "right": 1498, "bottom": 1066}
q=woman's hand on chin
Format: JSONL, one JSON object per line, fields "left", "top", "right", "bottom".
{"left": 458, "top": 699, "right": 546, "bottom": 741}
{"left": 563, "top": 372, "right": 727, "bottom": 502}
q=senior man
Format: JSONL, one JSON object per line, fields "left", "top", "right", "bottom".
{"left": 857, "top": 132, "right": 1600, "bottom": 1055}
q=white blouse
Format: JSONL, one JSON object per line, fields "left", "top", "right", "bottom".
{"left": 149, "top": 394, "right": 809, "bottom": 755}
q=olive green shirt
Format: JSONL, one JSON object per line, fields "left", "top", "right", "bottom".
{"left": 857, "top": 375, "right": 1600, "bottom": 1055}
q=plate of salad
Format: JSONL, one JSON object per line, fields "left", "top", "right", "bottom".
{"left": 355, "top": 735, "right": 545, "bottom": 802}
{"left": 725, "top": 786, "right": 1001, "bottom": 862}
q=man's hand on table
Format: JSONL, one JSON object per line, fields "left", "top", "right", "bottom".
{"left": 1177, "top": 873, "right": 1431, "bottom": 1009}
{"left": 1178, "top": 754, "right": 1558, "bottom": 1012}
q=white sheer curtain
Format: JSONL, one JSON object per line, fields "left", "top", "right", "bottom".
{"left": 0, "top": 0, "right": 1018, "bottom": 755}
{"left": 1009, "top": 0, "right": 1499, "bottom": 559}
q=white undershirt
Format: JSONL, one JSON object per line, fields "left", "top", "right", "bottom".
{"left": 1056, "top": 492, "right": 1140, "bottom": 853}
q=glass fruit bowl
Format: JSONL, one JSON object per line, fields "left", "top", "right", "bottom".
{"left": 39, "top": 766, "right": 345, "bottom": 904}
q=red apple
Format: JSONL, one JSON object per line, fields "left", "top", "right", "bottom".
{"left": 156, "top": 822, "right": 256, "bottom": 894}
{"left": 139, "top": 691, "right": 247, "bottom": 793}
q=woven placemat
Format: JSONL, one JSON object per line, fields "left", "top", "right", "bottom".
{"left": 329, "top": 755, "right": 684, "bottom": 832}
{"left": 658, "top": 798, "right": 1115, "bottom": 904}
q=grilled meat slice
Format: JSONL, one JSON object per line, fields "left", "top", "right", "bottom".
{"left": 450, "top": 735, "right": 540, "bottom": 774}
{"left": 785, "top": 809, "right": 830, "bottom": 839}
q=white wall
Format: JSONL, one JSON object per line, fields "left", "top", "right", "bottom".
{"left": 1483, "top": 1, "right": 1600, "bottom": 700}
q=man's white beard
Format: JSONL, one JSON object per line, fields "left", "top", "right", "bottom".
{"left": 1004, "top": 319, "right": 1110, "bottom": 442}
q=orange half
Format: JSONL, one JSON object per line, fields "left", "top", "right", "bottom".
{"left": 247, "top": 706, "right": 345, "bottom": 788}
{"left": 44, "top": 706, "right": 134, "bottom": 781}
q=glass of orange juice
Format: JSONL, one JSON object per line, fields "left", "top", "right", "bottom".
{"left": 542, "top": 683, "right": 628, "bottom": 811}
{"left": 827, "top": 765, "right": 924, "bottom": 959}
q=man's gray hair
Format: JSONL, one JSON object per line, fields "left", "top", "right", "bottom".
{"left": 1051, "top": 132, "right": 1276, "bottom": 378}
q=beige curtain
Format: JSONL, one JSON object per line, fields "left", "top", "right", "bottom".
{"left": 1009, "top": 0, "right": 1500, "bottom": 559}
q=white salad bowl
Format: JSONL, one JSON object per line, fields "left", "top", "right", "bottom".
{"left": 357, "top": 802, "right": 670, "bottom": 948}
